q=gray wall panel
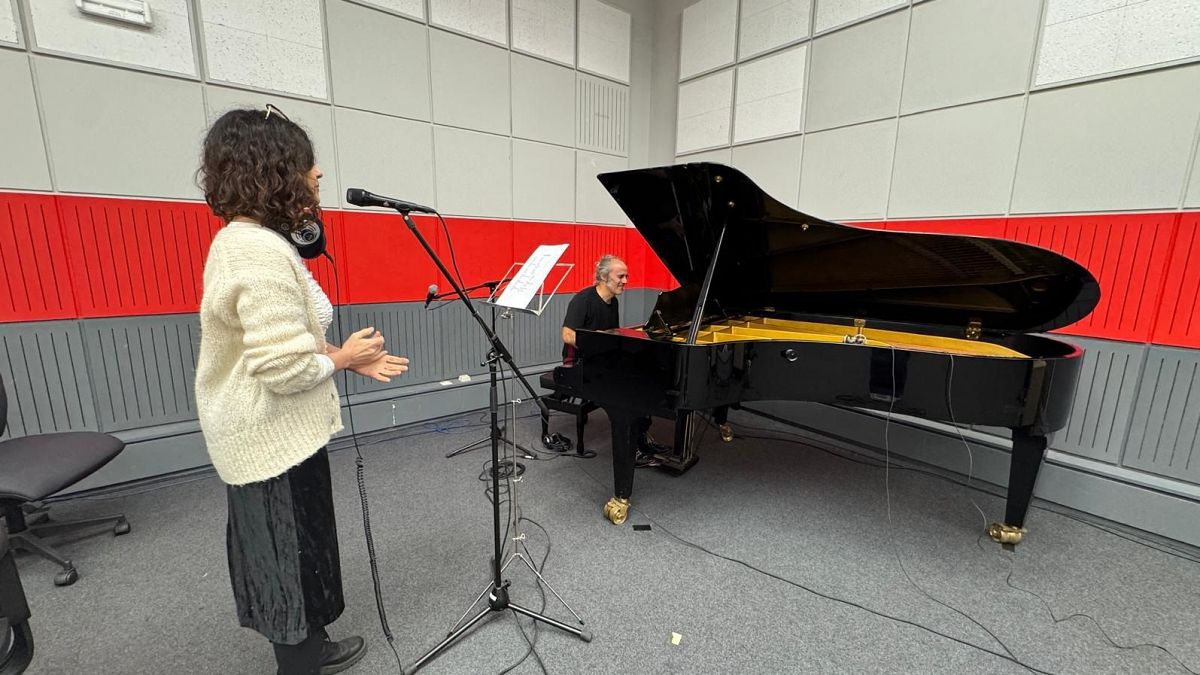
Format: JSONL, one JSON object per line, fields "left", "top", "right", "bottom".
{"left": 730, "top": 136, "right": 804, "bottom": 209}
{"left": 576, "top": 151, "right": 628, "bottom": 224}
{"left": 888, "top": 97, "right": 1024, "bottom": 218}
{"left": 430, "top": 29, "right": 510, "bottom": 135}
{"left": 900, "top": 0, "right": 1040, "bottom": 114}
{"left": 34, "top": 57, "right": 206, "bottom": 199}
{"left": 433, "top": 126, "right": 512, "bottom": 218}
{"left": 798, "top": 119, "right": 895, "bottom": 220}
{"left": 1124, "top": 346, "right": 1200, "bottom": 483}
{"left": 334, "top": 108, "right": 437, "bottom": 211}
{"left": 81, "top": 315, "right": 200, "bottom": 432}
{"left": 0, "top": 50, "right": 51, "bottom": 190}
{"left": 1011, "top": 64, "right": 1200, "bottom": 214}
{"left": 327, "top": 0, "right": 430, "bottom": 122}
{"left": 0, "top": 321, "right": 96, "bottom": 437}
{"left": 805, "top": 11, "right": 907, "bottom": 132}
{"left": 512, "top": 53, "right": 575, "bottom": 147}
{"left": 577, "top": 73, "right": 629, "bottom": 157}
{"left": 513, "top": 139, "right": 575, "bottom": 221}
{"left": 1049, "top": 336, "right": 1145, "bottom": 464}
{"left": 1187, "top": 141, "right": 1200, "bottom": 209}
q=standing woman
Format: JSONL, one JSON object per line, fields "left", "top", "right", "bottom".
{"left": 194, "top": 106, "right": 408, "bottom": 674}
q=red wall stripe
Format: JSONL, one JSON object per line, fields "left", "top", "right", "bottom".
{"left": 0, "top": 194, "right": 75, "bottom": 322}
{"left": 1004, "top": 213, "right": 1175, "bottom": 343}
{"left": 1153, "top": 212, "right": 1200, "bottom": 348}
{"left": 5, "top": 191, "right": 1200, "bottom": 351}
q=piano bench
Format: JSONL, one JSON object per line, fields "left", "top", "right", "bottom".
{"left": 538, "top": 371, "right": 597, "bottom": 456}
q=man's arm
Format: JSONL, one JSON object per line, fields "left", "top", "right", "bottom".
{"left": 562, "top": 326, "right": 576, "bottom": 347}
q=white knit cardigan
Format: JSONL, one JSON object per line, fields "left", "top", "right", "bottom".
{"left": 194, "top": 221, "right": 343, "bottom": 485}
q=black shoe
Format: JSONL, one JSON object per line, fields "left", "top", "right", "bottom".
{"left": 634, "top": 450, "right": 663, "bottom": 468}
{"left": 320, "top": 636, "right": 367, "bottom": 675}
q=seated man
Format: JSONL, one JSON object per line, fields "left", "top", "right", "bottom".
{"left": 561, "top": 254, "right": 669, "bottom": 467}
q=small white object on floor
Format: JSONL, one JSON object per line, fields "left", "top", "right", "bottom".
{"left": 670, "top": 632, "right": 682, "bottom": 646}
{"left": 458, "top": 374, "right": 471, "bottom": 382}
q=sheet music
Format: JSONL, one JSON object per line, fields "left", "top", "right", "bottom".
{"left": 496, "top": 244, "right": 569, "bottom": 309}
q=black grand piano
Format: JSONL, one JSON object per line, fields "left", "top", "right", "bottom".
{"left": 554, "top": 163, "right": 1099, "bottom": 545}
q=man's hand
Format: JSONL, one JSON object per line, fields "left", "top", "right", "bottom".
{"left": 351, "top": 353, "right": 410, "bottom": 383}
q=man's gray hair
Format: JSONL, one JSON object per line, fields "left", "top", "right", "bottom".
{"left": 595, "top": 254, "right": 623, "bottom": 284}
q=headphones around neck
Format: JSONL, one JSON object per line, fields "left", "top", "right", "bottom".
{"left": 289, "top": 211, "right": 326, "bottom": 259}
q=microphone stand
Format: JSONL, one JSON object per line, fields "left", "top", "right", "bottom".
{"left": 436, "top": 281, "right": 536, "bottom": 461}
{"left": 389, "top": 209, "right": 591, "bottom": 674}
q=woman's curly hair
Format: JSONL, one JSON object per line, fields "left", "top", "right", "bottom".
{"left": 198, "top": 107, "right": 319, "bottom": 233}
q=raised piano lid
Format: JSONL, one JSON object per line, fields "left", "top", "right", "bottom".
{"left": 597, "top": 162, "right": 1100, "bottom": 338}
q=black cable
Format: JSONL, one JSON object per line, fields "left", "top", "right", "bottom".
{"left": 570, "top": 457, "right": 1056, "bottom": 675}
{"left": 324, "top": 251, "right": 405, "bottom": 674}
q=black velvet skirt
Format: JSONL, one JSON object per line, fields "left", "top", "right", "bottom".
{"left": 225, "top": 447, "right": 345, "bottom": 645}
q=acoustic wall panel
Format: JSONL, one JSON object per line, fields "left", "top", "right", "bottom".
{"left": 881, "top": 217, "right": 1006, "bottom": 238}
{"left": 1036, "top": 0, "right": 1200, "bottom": 87}
{"left": 433, "top": 127, "right": 512, "bottom": 218}
{"left": 577, "top": 73, "right": 629, "bottom": 156}
{"left": 350, "top": 0, "right": 425, "bottom": 21}
{"left": 340, "top": 211, "right": 442, "bottom": 304}
{"left": 0, "top": 0, "right": 17, "bottom": 45}
{"left": 36, "top": 57, "right": 206, "bottom": 199}
{"left": 434, "top": 218, "right": 516, "bottom": 296}
{"left": 1187, "top": 149, "right": 1200, "bottom": 209}
{"left": 1005, "top": 213, "right": 1176, "bottom": 343}
{"left": 513, "top": 54, "right": 575, "bottom": 147}
{"left": 57, "top": 198, "right": 221, "bottom": 319}
{"left": 1153, "top": 213, "right": 1200, "bottom": 348}
{"left": 888, "top": 97, "right": 1025, "bottom": 218}
{"left": 326, "top": 0, "right": 431, "bottom": 122}
{"left": 739, "top": 0, "right": 811, "bottom": 61}
{"left": 733, "top": 45, "right": 807, "bottom": 144}
{"left": 509, "top": 293, "right": 571, "bottom": 366}
{"left": 675, "top": 70, "right": 733, "bottom": 155}
{"left": 0, "top": 194, "right": 74, "bottom": 323}
{"left": 512, "top": 0, "right": 575, "bottom": 66}
{"left": 334, "top": 108, "right": 436, "bottom": 212}
{"left": 205, "top": 86, "right": 341, "bottom": 208}
{"left": 1050, "top": 336, "right": 1145, "bottom": 464}
{"left": 805, "top": 10, "right": 907, "bottom": 132}
{"left": 813, "top": 0, "right": 903, "bottom": 34}
{"left": 675, "top": 147, "right": 733, "bottom": 165}
{"left": 730, "top": 136, "right": 803, "bottom": 209}
{"left": 201, "top": 0, "right": 328, "bottom": 99}
{"left": 1012, "top": 64, "right": 1200, "bottom": 214}
{"left": 81, "top": 315, "right": 200, "bottom": 432}
{"left": 1123, "top": 346, "right": 1200, "bottom": 484}
{"left": 900, "top": 0, "right": 1040, "bottom": 114}
{"left": 513, "top": 140, "right": 576, "bottom": 222}
{"left": 347, "top": 301, "right": 489, "bottom": 393}
{"left": 578, "top": 0, "right": 631, "bottom": 84}
{"left": 29, "top": 0, "right": 195, "bottom": 75}
{"left": 430, "top": 0, "right": 507, "bottom": 45}
{"left": 0, "top": 51, "right": 51, "bottom": 191}
{"left": 679, "top": 0, "right": 737, "bottom": 80}
{"left": 430, "top": 29, "right": 511, "bottom": 135}
{"left": 0, "top": 321, "right": 96, "bottom": 437}
{"left": 798, "top": 119, "right": 895, "bottom": 221}
{"left": 576, "top": 151, "right": 628, "bottom": 226}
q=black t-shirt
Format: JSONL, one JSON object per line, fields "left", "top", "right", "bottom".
{"left": 562, "top": 286, "right": 619, "bottom": 364}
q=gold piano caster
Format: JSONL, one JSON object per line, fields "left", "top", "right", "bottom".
{"left": 988, "top": 522, "right": 1026, "bottom": 546}
{"left": 603, "top": 497, "right": 630, "bottom": 525}
{"left": 719, "top": 423, "right": 733, "bottom": 442}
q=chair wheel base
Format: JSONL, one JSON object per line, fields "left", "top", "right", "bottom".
{"left": 114, "top": 519, "right": 131, "bottom": 536}
{"left": 54, "top": 567, "right": 79, "bottom": 586}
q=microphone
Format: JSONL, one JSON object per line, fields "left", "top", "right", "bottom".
{"left": 424, "top": 284, "right": 438, "bottom": 308}
{"left": 345, "top": 188, "right": 436, "bottom": 214}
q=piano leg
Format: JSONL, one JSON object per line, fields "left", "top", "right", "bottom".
{"left": 603, "top": 408, "right": 640, "bottom": 525}
{"left": 990, "top": 428, "right": 1049, "bottom": 546}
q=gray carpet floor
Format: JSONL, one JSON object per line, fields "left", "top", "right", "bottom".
{"left": 13, "top": 407, "right": 1200, "bottom": 674}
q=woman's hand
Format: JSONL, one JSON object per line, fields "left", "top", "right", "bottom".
{"left": 352, "top": 353, "right": 410, "bottom": 383}
{"left": 332, "top": 327, "right": 385, "bottom": 370}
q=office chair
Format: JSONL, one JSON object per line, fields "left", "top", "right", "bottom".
{"left": 0, "top": 376, "right": 129, "bottom": 586}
